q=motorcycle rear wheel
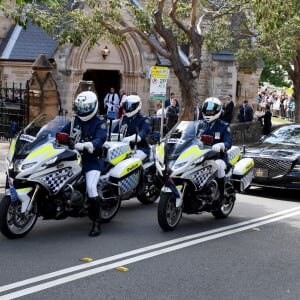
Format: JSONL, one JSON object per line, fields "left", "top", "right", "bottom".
{"left": 157, "top": 192, "right": 182, "bottom": 231}
{"left": 101, "top": 199, "right": 121, "bottom": 223}
{"left": 0, "top": 196, "right": 38, "bottom": 239}
{"left": 136, "top": 174, "right": 161, "bottom": 204}
{"left": 211, "top": 195, "right": 235, "bottom": 219}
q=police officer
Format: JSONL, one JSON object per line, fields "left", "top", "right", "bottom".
{"left": 61, "top": 91, "right": 107, "bottom": 237}
{"left": 201, "top": 97, "right": 232, "bottom": 205}
{"left": 115, "top": 95, "right": 151, "bottom": 161}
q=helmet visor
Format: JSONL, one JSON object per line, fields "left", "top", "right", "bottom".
{"left": 202, "top": 101, "right": 220, "bottom": 116}
{"left": 122, "top": 101, "right": 139, "bottom": 113}
{"left": 75, "top": 101, "right": 97, "bottom": 117}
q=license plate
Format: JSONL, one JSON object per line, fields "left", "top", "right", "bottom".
{"left": 255, "top": 168, "right": 268, "bottom": 177}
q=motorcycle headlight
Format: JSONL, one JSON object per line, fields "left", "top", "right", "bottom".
{"left": 21, "top": 162, "right": 37, "bottom": 170}
{"left": 43, "top": 156, "right": 58, "bottom": 166}
{"left": 14, "top": 159, "right": 24, "bottom": 173}
{"left": 172, "top": 161, "right": 187, "bottom": 170}
{"left": 292, "top": 163, "right": 300, "bottom": 172}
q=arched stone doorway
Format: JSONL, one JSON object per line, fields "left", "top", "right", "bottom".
{"left": 83, "top": 70, "right": 120, "bottom": 114}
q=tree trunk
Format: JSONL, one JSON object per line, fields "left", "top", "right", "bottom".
{"left": 171, "top": 63, "right": 201, "bottom": 121}
{"left": 294, "top": 75, "right": 300, "bottom": 123}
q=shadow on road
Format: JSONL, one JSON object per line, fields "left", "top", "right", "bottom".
{"left": 244, "top": 187, "right": 299, "bottom": 202}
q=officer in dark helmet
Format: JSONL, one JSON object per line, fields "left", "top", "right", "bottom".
{"left": 201, "top": 97, "right": 232, "bottom": 205}
{"left": 61, "top": 91, "right": 107, "bottom": 237}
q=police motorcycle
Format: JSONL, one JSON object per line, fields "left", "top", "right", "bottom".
{"left": 0, "top": 114, "right": 122, "bottom": 239}
{"left": 155, "top": 120, "right": 254, "bottom": 231}
{"left": 106, "top": 110, "right": 161, "bottom": 206}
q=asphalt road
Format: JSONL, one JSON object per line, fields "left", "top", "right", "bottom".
{"left": 1, "top": 140, "right": 300, "bottom": 299}
{"left": 0, "top": 189, "right": 300, "bottom": 300}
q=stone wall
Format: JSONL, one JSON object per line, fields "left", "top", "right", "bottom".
{"left": 230, "top": 121, "right": 283, "bottom": 146}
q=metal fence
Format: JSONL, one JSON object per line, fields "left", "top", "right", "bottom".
{"left": 0, "top": 81, "right": 29, "bottom": 140}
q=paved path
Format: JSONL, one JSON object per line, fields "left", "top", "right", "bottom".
{"left": 0, "top": 141, "right": 9, "bottom": 196}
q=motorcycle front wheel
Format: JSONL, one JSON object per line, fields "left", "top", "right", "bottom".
{"left": 157, "top": 192, "right": 182, "bottom": 231}
{"left": 0, "top": 196, "right": 38, "bottom": 239}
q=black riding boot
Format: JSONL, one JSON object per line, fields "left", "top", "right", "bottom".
{"left": 216, "top": 177, "right": 225, "bottom": 205}
{"left": 88, "top": 197, "right": 102, "bottom": 237}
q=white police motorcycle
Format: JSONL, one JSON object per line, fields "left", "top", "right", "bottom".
{"left": 155, "top": 120, "right": 254, "bottom": 231}
{"left": 0, "top": 114, "right": 160, "bottom": 239}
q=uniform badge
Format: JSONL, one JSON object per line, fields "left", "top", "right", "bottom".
{"left": 215, "top": 132, "right": 221, "bottom": 140}
{"left": 101, "top": 122, "right": 107, "bottom": 129}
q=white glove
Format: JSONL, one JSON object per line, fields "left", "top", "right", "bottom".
{"left": 83, "top": 142, "right": 94, "bottom": 153}
{"left": 75, "top": 143, "right": 85, "bottom": 151}
{"left": 212, "top": 142, "right": 225, "bottom": 152}
{"left": 123, "top": 134, "right": 141, "bottom": 143}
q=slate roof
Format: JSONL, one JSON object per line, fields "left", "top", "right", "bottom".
{"left": 0, "top": 21, "right": 57, "bottom": 61}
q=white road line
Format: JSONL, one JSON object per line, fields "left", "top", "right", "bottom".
{"left": 1, "top": 207, "right": 300, "bottom": 299}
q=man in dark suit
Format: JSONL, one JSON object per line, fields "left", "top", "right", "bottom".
{"left": 221, "top": 94, "right": 234, "bottom": 123}
{"left": 237, "top": 100, "right": 253, "bottom": 123}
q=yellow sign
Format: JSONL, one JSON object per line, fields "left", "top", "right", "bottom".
{"left": 149, "top": 66, "right": 169, "bottom": 101}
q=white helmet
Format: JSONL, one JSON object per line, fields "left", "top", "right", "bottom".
{"left": 122, "top": 95, "right": 142, "bottom": 117}
{"left": 202, "top": 97, "right": 222, "bottom": 123}
{"left": 74, "top": 91, "right": 98, "bottom": 121}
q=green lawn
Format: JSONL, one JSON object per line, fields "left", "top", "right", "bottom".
{"left": 272, "top": 116, "right": 293, "bottom": 124}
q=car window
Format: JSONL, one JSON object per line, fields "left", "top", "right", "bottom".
{"left": 264, "top": 127, "right": 300, "bottom": 145}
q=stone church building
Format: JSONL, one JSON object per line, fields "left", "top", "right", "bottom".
{"left": 0, "top": 9, "right": 262, "bottom": 121}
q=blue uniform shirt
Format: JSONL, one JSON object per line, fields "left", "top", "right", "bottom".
{"left": 114, "top": 113, "right": 151, "bottom": 156}
{"left": 202, "top": 119, "right": 232, "bottom": 150}
{"left": 61, "top": 115, "right": 107, "bottom": 172}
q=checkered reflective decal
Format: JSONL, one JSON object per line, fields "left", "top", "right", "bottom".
{"left": 119, "top": 171, "right": 139, "bottom": 193}
{"left": 227, "top": 147, "right": 240, "bottom": 166}
{"left": 41, "top": 167, "right": 72, "bottom": 194}
{"left": 189, "top": 165, "right": 212, "bottom": 189}
{"left": 109, "top": 145, "right": 128, "bottom": 161}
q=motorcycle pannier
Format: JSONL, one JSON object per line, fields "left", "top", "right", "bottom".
{"left": 231, "top": 157, "right": 254, "bottom": 192}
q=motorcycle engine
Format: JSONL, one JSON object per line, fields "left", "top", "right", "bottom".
{"left": 198, "top": 180, "right": 219, "bottom": 205}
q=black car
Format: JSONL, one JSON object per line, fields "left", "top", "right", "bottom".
{"left": 243, "top": 124, "right": 300, "bottom": 190}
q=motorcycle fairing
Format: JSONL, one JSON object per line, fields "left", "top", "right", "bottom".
{"left": 7, "top": 187, "right": 33, "bottom": 213}
{"left": 171, "top": 145, "right": 209, "bottom": 176}
{"left": 7, "top": 137, "right": 17, "bottom": 162}
{"left": 16, "top": 143, "right": 66, "bottom": 178}
{"left": 25, "top": 160, "right": 82, "bottom": 195}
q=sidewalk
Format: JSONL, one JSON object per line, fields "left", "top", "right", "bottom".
{"left": 0, "top": 141, "right": 9, "bottom": 196}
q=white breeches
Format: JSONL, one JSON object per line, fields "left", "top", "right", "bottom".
{"left": 215, "top": 159, "right": 226, "bottom": 178}
{"left": 85, "top": 170, "right": 100, "bottom": 198}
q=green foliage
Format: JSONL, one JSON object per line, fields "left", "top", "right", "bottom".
{"left": 260, "top": 59, "right": 291, "bottom": 88}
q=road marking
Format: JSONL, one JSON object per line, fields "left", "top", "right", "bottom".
{"left": 1, "top": 206, "right": 300, "bottom": 299}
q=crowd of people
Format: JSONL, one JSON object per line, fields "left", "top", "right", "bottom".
{"left": 257, "top": 90, "right": 295, "bottom": 122}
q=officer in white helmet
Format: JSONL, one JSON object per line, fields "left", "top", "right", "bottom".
{"left": 114, "top": 94, "right": 151, "bottom": 161}
{"left": 61, "top": 91, "right": 107, "bottom": 237}
{"left": 201, "top": 97, "right": 232, "bottom": 205}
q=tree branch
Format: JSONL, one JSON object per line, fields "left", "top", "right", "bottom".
{"left": 99, "top": 20, "right": 171, "bottom": 59}
{"left": 169, "top": 0, "right": 191, "bottom": 38}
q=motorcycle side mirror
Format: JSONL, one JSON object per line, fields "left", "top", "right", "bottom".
{"left": 56, "top": 132, "right": 69, "bottom": 143}
{"left": 200, "top": 134, "right": 213, "bottom": 144}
